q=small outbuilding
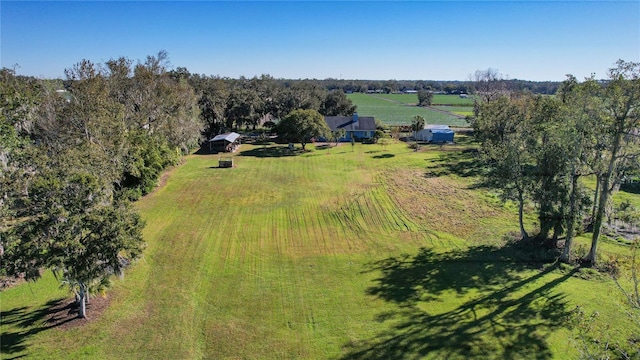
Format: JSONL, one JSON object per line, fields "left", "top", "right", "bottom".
{"left": 209, "top": 132, "right": 241, "bottom": 153}
{"left": 416, "top": 125, "right": 455, "bottom": 143}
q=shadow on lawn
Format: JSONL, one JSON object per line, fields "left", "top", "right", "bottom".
{"left": 339, "top": 242, "right": 575, "bottom": 359}
{"left": 425, "top": 149, "right": 486, "bottom": 180}
{"left": 239, "top": 146, "right": 306, "bottom": 158}
{"left": 1, "top": 297, "right": 75, "bottom": 358}
{"left": 372, "top": 153, "right": 395, "bottom": 159}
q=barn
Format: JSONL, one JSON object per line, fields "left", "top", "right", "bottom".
{"left": 209, "top": 132, "right": 241, "bottom": 153}
{"left": 416, "top": 125, "right": 454, "bottom": 143}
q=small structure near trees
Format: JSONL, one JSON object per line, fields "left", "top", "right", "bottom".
{"left": 218, "top": 157, "right": 233, "bottom": 168}
{"left": 416, "top": 125, "right": 455, "bottom": 143}
{"left": 209, "top": 132, "right": 241, "bottom": 153}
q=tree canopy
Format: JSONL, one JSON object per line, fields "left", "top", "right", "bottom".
{"left": 319, "top": 90, "right": 357, "bottom": 116}
{"left": 0, "top": 52, "right": 200, "bottom": 317}
{"left": 274, "top": 109, "right": 330, "bottom": 150}
{"left": 473, "top": 60, "right": 640, "bottom": 266}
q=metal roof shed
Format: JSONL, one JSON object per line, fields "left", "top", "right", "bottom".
{"left": 209, "top": 132, "right": 241, "bottom": 153}
{"left": 415, "top": 125, "right": 454, "bottom": 143}
{"left": 430, "top": 128, "right": 454, "bottom": 143}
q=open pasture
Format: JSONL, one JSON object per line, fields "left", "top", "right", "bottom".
{"left": 347, "top": 93, "right": 469, "bottom": 127}
{"left": 371, "top": 93, "right": 475, "bottom": 107}
{"left": 434, "top": 105, "right": 475, "bottom": 117}
{"left": 432, "top": 94, "right": 475, "bottom": 106}
{"left": 1, "top": 139, "right": 637, "bottom": 359}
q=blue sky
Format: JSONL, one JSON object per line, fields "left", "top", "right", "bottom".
{"left": 1, "top": 1, "right": 638, "bottom": 81}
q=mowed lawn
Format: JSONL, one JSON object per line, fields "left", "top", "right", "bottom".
{"left": 1, "top": 139, "right": 636, "bottom": 359}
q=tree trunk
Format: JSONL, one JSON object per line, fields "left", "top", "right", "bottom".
{"left": 538, "top": 211, "right": 553, "bottom": 241}
{"left": 586, "top": 129, "right": 623, "bottom": 266}
{"left": 560, "top": 174, "right": 580, "bottom": 263}
{"left": 550, "top": 221, "right": 562, "bottom": 248}
{"left": 537, "top": 176, "right": 554, "bottom": 241}
{"left": 518, "top": 189, "right": 529, "bottom": 240}
{"left": 586, "top": 178, "right": 609, "bottom": 266}
{"left": 78, "top": 283, "right": 88, "bottom": 318}
{"left": 591, "top": 174, "right": 600, "bottom": 221}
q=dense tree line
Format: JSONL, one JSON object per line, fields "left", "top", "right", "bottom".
{"left": 318, "top": 78, "right": 559, "bottom": 95}
{"left": 0, "top": 52, "right": 202, "bottom": 317}
{"left": 473, "top": 60, "right": 640, "bottom": 266}
{"left": 0, "top": 53, "right": 362, "bottom": 317}
{"left": 183, "top": 72, "right": 356, "bottom": 138}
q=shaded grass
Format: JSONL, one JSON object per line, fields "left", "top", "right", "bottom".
{"left": 367, "top": 93, "right": 475, "bottom": 107}
{"left": 0, "top": 140, "right": 637, "bottom": 359}
{"left": 341, "top": 244, "right": 574, "bottom": 359}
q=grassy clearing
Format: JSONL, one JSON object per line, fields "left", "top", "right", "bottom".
{"left": 1, "top": 140, "right": 637, "bottom": 359}
{"left": 434, "top": 105, "right": 474, "bottom": 117}
{"left": 347, "top": 93, "right": 468, "bottom": 126}
{"left": 368, "top": 93, "right": 475, "bottom": 107}
{"left": 432, "top": 94, "right": 475, "bottom": 106}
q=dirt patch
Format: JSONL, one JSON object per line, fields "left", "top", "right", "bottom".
{"left": 0, "top": 275, "right": 26, "bottom": 290}
{"left": 45, "top": 295, "right": 112, "bottom": 330}
{"left": 142, "top": 163, "right": 179, "bottom": 198}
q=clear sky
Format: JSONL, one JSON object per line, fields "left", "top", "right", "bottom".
{"left": 1, "top": 1, "right": 639, "bottom": 81}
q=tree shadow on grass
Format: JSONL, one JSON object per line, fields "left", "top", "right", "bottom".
{"left": 339, "top": 241, "right": 576, "bottom": 359}
{"left": 1, "top": 297, "right": 77, "bottom": 358}
{"left": 372, "top": 154, "right": 395, "bottom": 159}
{"left": 621, "top": 182, "right": 640, "bottom": 195}
{"left": 239, "top": 146, "right": 306, "bottom": 158}
{"left": 425, "top": 149, "right": 487, "bottom": 181}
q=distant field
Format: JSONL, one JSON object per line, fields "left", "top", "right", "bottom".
{"left": 371, "top": 93, "right": 420, "bottom": 105}
{"left": 370, "top": 93, "right": 475, "bottom": 107}
{"left": 434, "top": 105, "right": 475, "bottom": 117}
{"left": 432, "top": 94, "right": 475, "bottom": 106}
{"left": 347, "top": 93, "right": 470, "bottom": 127}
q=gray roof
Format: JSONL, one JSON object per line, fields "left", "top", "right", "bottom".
{"left": 424, "top": 125, "right": 451, "bottom": 130}
{"left": 210, "top": 132, "right": 240, "bottom": 143}
{"left": 324, "top": 116, "right": 377, "bottom": 132}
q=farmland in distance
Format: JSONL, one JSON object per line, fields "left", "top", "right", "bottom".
{"left": 347, "top": 93, "right": 472, "bottom": 127}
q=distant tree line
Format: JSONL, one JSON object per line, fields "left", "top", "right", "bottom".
{"left": 473, "top": 60, "right": 640, "bottom": 267}
{"left": 181, "top": 72, "right": 356, "bottom": 139}
{"left": 318, "top": 78, "right": 560, "bottom": 95}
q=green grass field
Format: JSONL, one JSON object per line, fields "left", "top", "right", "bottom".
{"left": 434, "top": 105, "right": 475, "bottom": 117}
{"left": 347, "top": 93, "right": 469, "bottom": 127}
{"left": 1, "top": 138, "right": 637, "bottom": 359}
{"left": 367, "top": 93, "right": 475, "bottom": 107}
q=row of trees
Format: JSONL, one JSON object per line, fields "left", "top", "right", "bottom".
{"left": 180, "top": 72, "right": 356, "bottom": 139}
{"left": 473, "top": 60, "right": 640, "bottom": 266}
{"left": 319, "top": 78, "right": 560, "bottom": 95}
{"left": 0, "top": 53, "right": 361, "bottom": 318}
{"left": 0, "top": 52, "right": 202, "bottom": 317}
